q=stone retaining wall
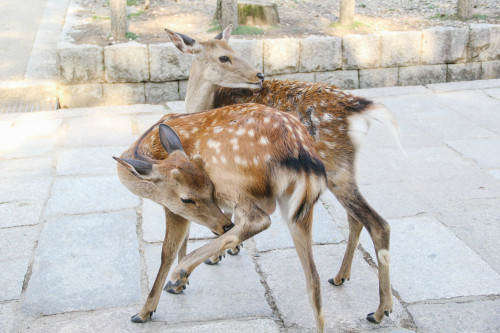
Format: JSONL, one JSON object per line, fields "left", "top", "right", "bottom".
{"left": 57, "top": 24, "right": 500, "bottom": 108}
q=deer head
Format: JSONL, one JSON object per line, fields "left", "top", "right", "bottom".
{"left": 165, "top": 25, "right": 264, "bottom": 113}
{"left": 114, "top": 124, "right": 233, "bottom": 236}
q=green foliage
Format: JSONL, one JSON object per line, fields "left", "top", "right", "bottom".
{"left": 208, "top": 20, "right": 222, "bottom": 33}
{"left": 128, "top": 11, "right": 143, "bottom": 19}
{"left": 127, "top": 0, "right": 138, "bottom": 5}
{"left": 232, "top": 25, "right": 264, "bottom": 35}
{"left": 126, "top": 32, "right": 138, "bottom": 40}
{"left": 429, "top": 13, "right": 494, "bottom": 21}
{"left": 329, "top": 21, "right": 370, "bottom": 29}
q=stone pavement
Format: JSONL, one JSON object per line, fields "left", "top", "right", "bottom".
{"left": 1, "top": 80, "right": 500, "bottom": 333}
{"left": 0, "top": 0, "right": 69, "bottom": 112}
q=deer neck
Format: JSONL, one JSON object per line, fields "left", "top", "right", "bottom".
{"left": 185, "top": 63, "right": 217, "bottom": 113}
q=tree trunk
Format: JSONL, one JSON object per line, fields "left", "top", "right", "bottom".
{"left": 340, "top": 0, "right": 355, "bottom": 26}
{"left": 219, "top": 0, "right": 239, "bottom": 30}
{"left": 110, "top": 0, "right": 127, "bottom": 40}
{"left": 457, "top": 0, "right": 473, "bottom": 19}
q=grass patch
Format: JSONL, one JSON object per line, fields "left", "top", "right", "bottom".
{"left": 127, "top": 0, "right": 138, "bottom": 5}
{"left": 128, "top": 11, "right": 143, "bottom": 19}
{"left": 429, "top": 13, "right": 493, "bottom": 21}
{"left": 232, "top": 25, "right": 264, "bottom": 35}
{"left": 93, "top": 15, "right": 110, "bottom": 20}
{"left": 208, "top": 20, "right": 222, "bottom": 33}
{"left": 329, "top": 21, "right": 370, "bottom": 29}
{"left": 208, "top": 21, "right": 264, "bottom": 35}
{"left": 126, "top": 32, "right": 138, "bottom": 40}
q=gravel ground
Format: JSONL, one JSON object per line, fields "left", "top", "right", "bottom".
{"left": 72, "top": 0, "right": 500, "bottom": 45}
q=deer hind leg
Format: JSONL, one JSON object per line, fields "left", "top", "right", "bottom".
{"left": 287, "top": 209, "right": 325, "bottom": 333}
{"left": 165, "top": 201, "right": 270, "bottom": 293}
{"left": 329, "top": 179, "right": 393, "bottom": 324}
{"left": 131, "top": 208, "right": 189, "bottom": 323}
{"left": 204, "top": 212, "right": 242, "bottom": 265}
{"left": 329, "top": 213, "right": 363, "bottom": 286}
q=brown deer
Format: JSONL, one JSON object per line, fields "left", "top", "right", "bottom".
{"left": 166, "top": 27, "right": 399, "bottom": 324}
{"left": 115, "top": 103, "right": 328, "bottom": 331}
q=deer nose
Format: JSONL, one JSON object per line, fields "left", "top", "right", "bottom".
{"left": 256, "top": 73, "right": 264, "bottom": 81}
{"left": 223, "top": 223, "right": 235, "bottom": 233}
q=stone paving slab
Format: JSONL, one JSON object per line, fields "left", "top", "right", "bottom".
{"left": 0, "top": 177, "right": 52, "bottom": 203}
{"left": 485, "top": 87, "right": 500, "bottom": 100}
{"left": 22, "top": 305, "right": 281, "bottom": 333}
{"left": 254, "top": 202, "right": 344, "bottom": 252}
{"left": 23, "top": 210, "right": 141, "bottom": 315}
{"left": 446, "top": 138, "right": 500, "bottom": 169}
{"left": 394, "top": 146, "right": 500, "bottom": 203}
{"left": 0, "top": 201, "right": 44, "bottom": 228}
{"left": 402, "top": 107, "right": 496, "bottom": 141}
{"left": 45, "top": 175, "right": 139, "bottom": 216}
{"left": 432, "top": 91, "right": 500, "bottom": 135}
{"left": 133, "top": 113, "right": 165, "bottom": 134}
{"left": 434, "top": 198, "right": 500, "bottom": 273}
{"left": 426, "top": 79, "right": 500, "bottom": 92}
{"left": 0, "top": 136, "right": 57, "bottom": 159}
{"left": 0, "top": 156, "right": 53, "bottom": 178}
{"left": 0, "top": 301, "right": 18, "bottom": 333}
{"left": 359, "top": 216, "right": 500, "bottom": 303}
{"left": 142, "top": 199, "right": 215, "bottom": 243}
{"left": 357, "top": 182, "right": 428, "bottom": 219}
{"left": 60, "top": 115, "right": 136, "bottom": 147}
{"left": 407, "top": 299, "right": 500, "bottom": 333}
{"left": 0, "top": 226, "right": 39, "bottom": 260}
{"left": 144, "top": 241, "right": 272, "bottom": 323}
{"left": 0, "top": 259, "right": 30, "bottom": 302}
{"left": 257, "top": 245, "right": 410, "bottom": 332}
{"left": 56, "top": 146, "right": 128, "bottom": 176}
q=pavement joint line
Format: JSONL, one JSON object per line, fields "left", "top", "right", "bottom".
{"left": 405, "top": 294, "right": 500, "bottom": 306}
{"left": 135, "top": 197, "right": 152, "bottom": 299}
{"left": 249, "top": 243, "right": 287, "bottom": 331}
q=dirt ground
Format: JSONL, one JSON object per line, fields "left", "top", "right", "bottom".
{"left": 72, "top": 0, "right": 500, "bottom": 45}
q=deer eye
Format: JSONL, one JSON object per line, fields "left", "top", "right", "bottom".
{"left": 181, "top": 198, "right": 196, "bottom": 204}
{"left": 219, "top": 56, "right": 231, "bottom": 63}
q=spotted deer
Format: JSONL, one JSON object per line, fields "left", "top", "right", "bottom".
{"left": 115, "top": 103, "right": 328, "bottom": 331}
{"left": 166, "top": 26, "right": 400, "bottom": 324}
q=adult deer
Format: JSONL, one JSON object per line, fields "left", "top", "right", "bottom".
{"left": 115, "top": 103, "right": 327, "bottom": 331}
{"left": 166, "top": 26, "right": 399, "bottom": 324}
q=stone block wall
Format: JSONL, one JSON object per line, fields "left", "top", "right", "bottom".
{"left": 57, "top": 24, "right": 500, "bottom": 108}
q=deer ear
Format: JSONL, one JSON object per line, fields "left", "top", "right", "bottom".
{"left": 165, "top": 28, "right": 203, "bottom": 54}
{"left": 114, "top": 157, "right": 154, "bottom": 180}
{"left": 193, "top": 154, "right": 205, "bottom": 170}
{"left": 215, "top": 24, "right": 232, "bottom": 42}
{"left": 159, "top": 124, "right": 184, "bottom": 154}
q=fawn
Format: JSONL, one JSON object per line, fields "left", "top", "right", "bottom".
{"left": 166, "top": 25, "right": 399, "bottom": 324}
{"left": 115, "top": 103, "right": 328, "bottom": 331}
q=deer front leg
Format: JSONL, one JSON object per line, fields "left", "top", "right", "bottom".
{"left": 165, "top": 202, "right": 270, "bottom": 292}
{"left": 131, "top": 208, "right": 189, "bottom": 323}
{"left": 204, "top": 212, "right": 242, "bottom": 265}
{"left": 329, "top": 213, "right": 363, "bottom": 286}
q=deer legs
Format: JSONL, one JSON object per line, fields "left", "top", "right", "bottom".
{"left": 131, "top": 208, "right": 190, "bottom": 323}
{"left": 329, "top": 213, "right": 363, "bottom": 286}
{"left": 288, "top": 210, "right": 325, "bottom": 333}
{"left": 204, "top": 212, "right": 242, "bottom": 265}
{"left": 329, "top": 180, "right": 393, "bottom": 324}
{"left": 165, "top": 202, "right": 271, "bottom": 293}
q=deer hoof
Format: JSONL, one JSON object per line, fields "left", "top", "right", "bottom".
{"left": 328, "top": 277, "right": 345, "bottom": 286}
{"left": 384, "top": 310, "right": 390, "bottom": 317}
{"left": 204, "top": 255, "right": 222, "bottom": 265}
{"left": 227, "top": 244, "right": 241, "bottom": 255}
{"left": 131, "top": 312, "right": 151, "bottom": 323}
{"left": 366, "top": 312, "right": 380, "bottom": 324}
